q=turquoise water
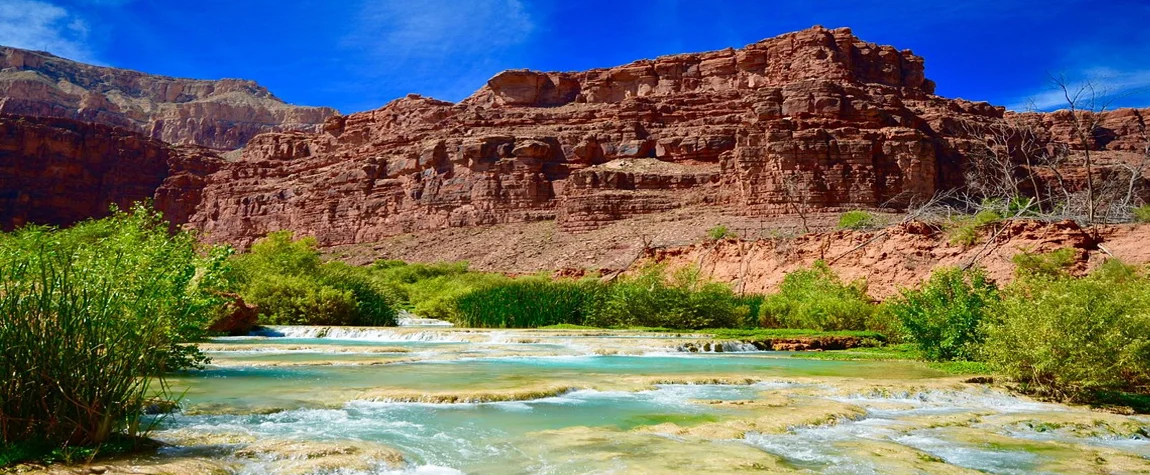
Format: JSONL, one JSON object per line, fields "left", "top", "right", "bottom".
{"left": 143, "top": 330, "right": 1150, "bottom": 474}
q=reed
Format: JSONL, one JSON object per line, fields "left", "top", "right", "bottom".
{"left": 0, "top": 205, "right": 219, "bottom": 451}
{"left": 452, "top": 278, "right": 600, "bottom": 328}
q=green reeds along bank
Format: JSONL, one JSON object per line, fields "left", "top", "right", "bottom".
{"left": 453, "top": 278, "right": 601, "bottom": 328}
{"left": 0, "top": 204, "right": 225, "bottom": 455}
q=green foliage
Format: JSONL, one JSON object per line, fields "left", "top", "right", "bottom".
{"left": 0, "top": 204, "right": 222, "bottom": 448}
{"left": 1, "top": 434, "right": 144, "bottom": 467}
{"left": 701, "top": 328, "right": 886, "bottom": 341}
{"left": 406, "top": 272, "right": 509, "bottom": 321}
{"left": 837, "top": 210, "right": 878, "bottom": 230}
{"left": 983, "top": 260, "right": 1150, "bottom": 401}
{"left": 230, "top": 231, "right": 397, "bottom": 326}
{"left": 886, "top": 267, "right": 999, "bottom": 361}
{"left": 585, "top": 266, "right": 746, "bottom": 329}
{"left": 1133, "top": 205, "right": 1150, "bottom": 223}
{"left": 759, "top": 262, "right": 874, "bottom": 331}
{"left": 1012, "top": 248, "right": 1078, "bottom": 278}
{"left": 707, "top": 225, "right": 732, "bottom": 241}
{"left": 733, "top": 294, "right": 766, "bottom": 328}
{"left": 947, "top": 209, "right": 1003, "bottom": 246}
{"left": 454, "top": 278, "right": 602, "bottom": 328}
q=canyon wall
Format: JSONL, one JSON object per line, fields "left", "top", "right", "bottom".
{"left": 0, "top": 46, "right": 336, "bottom": 150}
{"left": 188, "top": 26, "right": 1017, "bottom": 247}
{"left": 1, "top": 26, "right": 1146, "bottom": 254}
{"left": 0, "top": 114, "right": 220, "bottom": 230}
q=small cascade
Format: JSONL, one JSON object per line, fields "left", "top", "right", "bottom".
{"left": 397, "top": 310, "right": 455, "bottom": 327}
{"left": 252, "top": 326, "right": 469, "bottom": 342}
{"left": 676, "top": 340, "right": 766, "bottom": 353}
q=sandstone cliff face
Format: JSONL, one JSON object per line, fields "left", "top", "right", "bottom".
{"left": 190, "top": 26, "right": 1007, "bottom": 246}
{"left": 0, "top": 46, "right": 336, "bottom": 150}
{"left": 0, "top": 114, "right": 220, "bottom": 230}
{"left": 2, "top": 26, "right": 1146, "bottom": 251}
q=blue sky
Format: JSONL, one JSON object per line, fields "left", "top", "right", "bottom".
{"left": 1, "top": 0, "right": 1147, "bottom": 114}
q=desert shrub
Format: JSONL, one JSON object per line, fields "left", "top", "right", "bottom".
{"left": 837, "top": 210, "right": 877, "bottom": 230}
{"left": 373, "top": 260, "right": 470, "bottom": 285}
{"left": 1133, "top": 205, "right": 1150, "bottom": 223}
{"left": 230, "top": 231, "right": 397, "bottom": 326}
{"left": 983, "top": 260, "right": 1150, "bottom": 401}
{"left": 453, "top": 278, "right": 603, "bottom": 328}
{"left": 707, "top": 225, "right": 732, "bottom": 241}
{"left": 0, "top": 204, "right": 223, "bottom": 449}
{"left": 1012, "top": 247, "right": 1078, "bottom": 279}
{"left": 759, "top": 262, "right": 874, "bottom": 331}
{"left": 947, "top": 209, "right": 1003, "bottom": 246}
{"left": 734, "top": 294, "right": 766, "bottom": 328}
{"left": 886, "top": 267, "right": 999, "bottom": 361}
{"left": 586, "top": 265, "right": 746, "bottom": 329}
{"left": 405, "top": 272, "right": 510, "bottom": 321}
{"left": 864, "top": 306, "right": 905, "bottom": 344}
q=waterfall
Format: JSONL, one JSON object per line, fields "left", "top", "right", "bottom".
{"left": 252, "top": 326, "right": 470, "bottom": 342}
{"left": 676, "top": 340, "right": 766, "bottom": 353}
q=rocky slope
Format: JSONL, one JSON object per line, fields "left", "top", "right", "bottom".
{"left": 188, "top": 26, "right": 1001, "bottom": 246}
{"left": 0, "top": 114, "right": 220, "bottom": 230}
{"left": 189, "top": 27, "right": 1147, "bottom": 248}
{"left": 647, "top": 220, "right": 1150, "bottom": 299}
{"left": 0, "top": 26, "right": 1146, "bottom": 273}
{"left": 0, "top": 46, "right": 336, "bottom": 150}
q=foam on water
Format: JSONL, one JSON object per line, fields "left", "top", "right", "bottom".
{"left": 253, "top": 326, "right": 471, "bottom": 342}
{"left": 162, "top": 328, "right": 1150, "bottom": 473}
{"left": 675, "top": 341, "right": 765, "bottom": 353}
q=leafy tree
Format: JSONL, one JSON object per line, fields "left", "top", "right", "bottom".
{"left": 886, "top": 267, "right": 998, "bottom": 361}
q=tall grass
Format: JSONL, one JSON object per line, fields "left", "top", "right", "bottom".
{"left": 586, "top": 266, "right": 746, "bottom": 329}
{"left": 0, "top": 205, "right": 221, "bottom": 449}
{"left": 453, "top": 278, "right": 600, "bottom": 328}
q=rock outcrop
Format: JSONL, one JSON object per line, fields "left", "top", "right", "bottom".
{"left": 645, "top": 220, "right": 1150, "bottom": 299}
{"left": 188, "top": 26, "right": 1014, "bottom": 246}
{"left": 1, "top": 26, "right": 1146, "bottom": 253}
{"left": 0, "top": 114, "right": 221, "bottom": 230}
{"left": 0, "top": 46, "right": 336, "bottom": 150}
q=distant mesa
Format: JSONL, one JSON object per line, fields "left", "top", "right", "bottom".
{"left": 0, "top": 46, "right": 336, "bottom": 150}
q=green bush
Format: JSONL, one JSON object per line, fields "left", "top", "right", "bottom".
{"left": 1012, "top": 248, "right": 1078, "bottom": 279}
{"left": 707, "top": 225, "right": 732, "bottom": 241}
{"left": 1133, "top": 205, "right": 1150, "bottom": 223}
{"left": 586, "top": 266, "right": 746, "bottom": 329}
{"left": 886, "top": 267, "right": 999, "bottom": 361}
{"left": 231, "top": 231, "right": 397, "bottom": 326}
{"left": 837, "top": 210, "right": 877, "bottom": 230}
{"left": 454, "top": 278, "right": 603, "bottom": 328}
{"left": 983, "top": 260, "right": 1150, "bottom": 401}
{"left": 0, "top": 204, "right": 223, "bottom": 449}
{"left": 759, "top": 262, "right": 874, "bottom": 331}
{"left": 406, "top": 272, "right": 510, "bottom": 321}
{"left": 947, "top": 209, "right": 1003, "bottom": 246}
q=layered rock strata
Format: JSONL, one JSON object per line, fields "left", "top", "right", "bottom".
{"left": 2, "top": 26, "right": 1146, "bottom": 249}
{"left": 189, "top": 26, "right": 1012, "bottom": 246}
{"left": 0, "top": 114, "right": 220, "bottom": 230}
{"left": 0, "top": 46, "right": 336, "bottom": 149}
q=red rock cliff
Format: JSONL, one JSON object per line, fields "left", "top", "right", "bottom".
{"left": 0, "top": 46, "right": 336, "bottom": 150}
{"left": 191, "top": 26, "right": 1009, "bottom": 246}
{"left": 0, "top": 114, "right": 221, "bottom": 230}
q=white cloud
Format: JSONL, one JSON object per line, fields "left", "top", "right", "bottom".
{"left": 0, "top": 0, "right": 97, "bottom": 62}
{"left": 337, "top": 0, "right": 535, "bottom": 104}
{"left": 346, "top": 0, "right": 533, "bottom": 61}
{"left": 1009, "top": 68, "right": 1150, "bottom": 111}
